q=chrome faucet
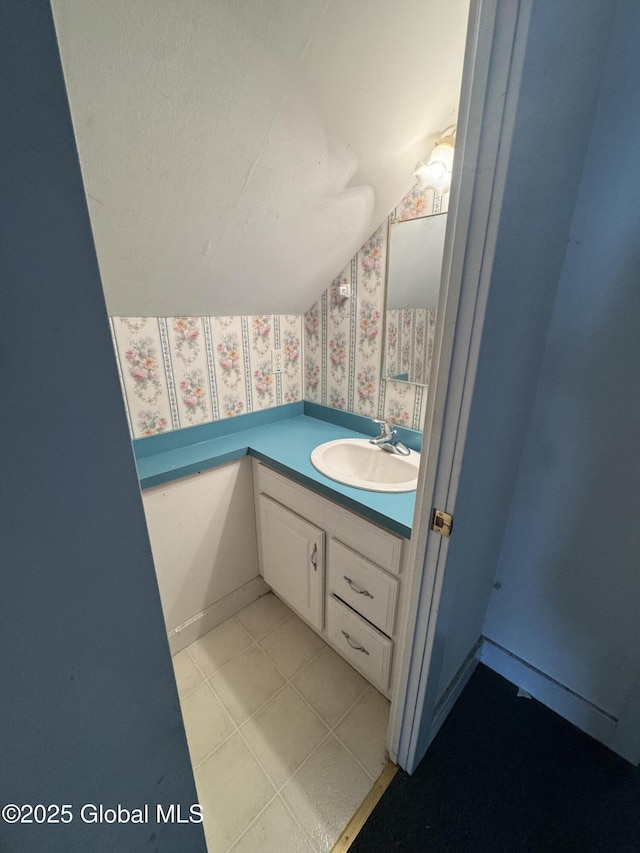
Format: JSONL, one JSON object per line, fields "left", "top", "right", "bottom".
{"left": 369, "top": 419, "right": 411, "bottom": 456}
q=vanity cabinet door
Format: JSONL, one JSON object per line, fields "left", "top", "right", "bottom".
{"left": 257, "top": 495, "right": 325, "bottom": 632}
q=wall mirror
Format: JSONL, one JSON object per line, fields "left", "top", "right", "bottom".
{"left": 383, "top": 211, "right": 447, "bottom": 386}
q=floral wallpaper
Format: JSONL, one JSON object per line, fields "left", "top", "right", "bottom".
{"left": 385, "top": 307, "right": 438, "bottom": 386}
{"left": 111, "top": 185, "right": 445, "bottom": 438}
{"left": 302, "top": 184, "right": 446, "bottom": 431}
{"left": 302, "top": 222, "right": 429, "bottom": 432}
{"left": 111, "top": 315, "right": 301, "bottom": 438}
{"left": 394, "top": 184, "right": 446, "bottom": 221}
{"left": 303, "top": 222, "right": 386, "bottom": 421}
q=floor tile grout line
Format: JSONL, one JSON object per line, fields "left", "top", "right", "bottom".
{"left": 285, "top": 672, "right": 374, "bottom": 744}
{"left": 198, "top": 628, "right": 327, "bottom": 732}
{"left": 184, "top": 646, "right": 210, "bottom": 681}
{"left": 235, "top": 681, "right": 294, "bottom": 731}
{"left": 178, "top": 601, "right": 387, "bottom": 848}
{"left": 174, "top": 643, "right": 270, "bottom": 702}
{"left": 201, "top": 678, "right": 241, "bottom": 733}
{"left": 221, "top": 672, "right": 376, "bottom": 796}
{"left": 191, "top": 723, "right": 239, "bottom": 772}
{"left": 193, "top": 728, "right": 279, "bottom": 853}
{"left": 330, "top": 729, "right": 378, "bottom": 783}
{"left": 186, "top": 682, "right": 381, "bottom": 784}
{"left": 288, "top": 640, "right": 335, "bottom": 681}
{"left": 276, "top": 792, "right": 324, "bottom": 853}
{"left": 236, "top": 607, "right": 292, "bottom": 643}
{"left": 325, "top": 684, "right": 391, "bottom": 782}
{"left": 286, "top": 678, "right": 343, "bottom": 733}
{"left": 183, "top": 649, "right": 251, "bottom": 773}
{"left": 254, "top": 619, "right": 327, "bottom": 682}
{"left": 221, "top": 791, "right": 280, "bottom": 853}
{"left": 224, "top": 783, "right": 320, "bottom": 853}
{"left": 204, "top": 637, "right": 265, "bottom": 689}
{"left": 253, "top": 639, "right": 339, "bottom": 729}
{"left": 185, "top": 625, "right": 372, "bottom": 738}
{"left": 233, "top": 684, "right": 332, "bottom": 792}
{"left": 184, "top": 614, "right": 257, "bottom": 680}
{"left": 189, "top": 680, "right": 246, "bottom": 772}
{"left": 231, "top": 718, "right": 304, "bottom": 819}
{"left": 182, "top": 604, "right": 325, "bottom": 690}
{"left": 273, "top": 684, "right": 380, "bottom": 785}
{"left": 270, "top": 729, "right": 383, "bottom": 848}
{"left": 191, "top": 718, "right": 377, "bottom": 851}
{"left": 175, "top": 679, "right": 206, "bottom": 702}
{"left": 280, "top": 631, "right": 389, "bottom": 733}
{"left": 180, "top": 611, "right": 365, "bottom": 708}
{"left": 180, "top": 608, "right": 384, "bottom": 737}
{"left": 195, "top": 623, "right": 383, "bottom": 780}
{"left": 252, "top": 610, "right": 297, "bottom": 643}
{"left": 229, "top": 691, "right": 342, "bottom": 832}
{"left": 273, "top": 730, "right": 334, "bottom": 795}
{"left": 260, "top": 640, "right": 327, "bottom": 684}
{"left": 232, "top": 613, "right": 258, "bottom": 642}
{"left": 195, "top": 744, "right": 318, "bottom": 852}
{"left": 327, "top": 683, "right": 373, "bottom": 732}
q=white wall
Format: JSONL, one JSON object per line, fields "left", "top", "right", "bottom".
{"left": 483, "top": 0, "right": 640, "bottom": 723}
{"left": 142, "top": 459, "right": 265, "bottom": 648}
{"left": 51, "top": 0, "right": 468, "bottom": 316}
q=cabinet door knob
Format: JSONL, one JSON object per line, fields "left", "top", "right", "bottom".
{"left": 341, "top": 630, "right": 370, "bottom": 655}
{"left": 343, "top": 576, "right": 374, "bottom": 599}
{"left": 310, "top": 542, "right": 318, "bottom": 571}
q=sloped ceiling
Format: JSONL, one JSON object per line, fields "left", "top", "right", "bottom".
{"left": 52, "top": 0, "right": 468, "bottom": 316}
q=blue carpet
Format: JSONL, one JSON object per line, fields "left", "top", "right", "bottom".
{"left": 351, "top": 664, "right": 640, "bottom": 852}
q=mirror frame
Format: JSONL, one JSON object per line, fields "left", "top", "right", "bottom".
{"left": 382, "top": 209, "right": 447, "bottom": 388}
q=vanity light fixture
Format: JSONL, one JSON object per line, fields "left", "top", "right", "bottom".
{"left": 413, "top": 126, "right": 456, "bottom": 194}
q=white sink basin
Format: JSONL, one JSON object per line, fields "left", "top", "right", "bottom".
{"left": 310, "top": 438, "right": 420, "bottom": 492}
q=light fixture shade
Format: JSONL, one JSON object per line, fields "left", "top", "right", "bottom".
{"left": 413, "top": 128, "right": 456, "bottom": 194}
{"left": 413, "top": 160, "right": 452, "bottom": 194}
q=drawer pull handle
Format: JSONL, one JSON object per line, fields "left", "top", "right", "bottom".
{"left": 341, "top": 630, "right": 370, "bottom": 655}
{"left": 343, "top": 576, "right": 374, "bottom": 599}
{"left": 311, "top": 542, "right": 318, "bottom": 571}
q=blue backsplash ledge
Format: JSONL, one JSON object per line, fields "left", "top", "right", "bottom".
{"left": 134, "top": 402, "right": 305, "bottom": 458}
{"left": 132, "top": 402, "right": 422, "bottom": 538}
{"left": 133, "top": 401, "right": 422, "bottom": 459}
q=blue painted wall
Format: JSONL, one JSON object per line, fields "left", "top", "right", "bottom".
{"left": 0, "top": 2, "right": 206, "bottom": 850}
{"left": 484, "top": 0, "right": 640, "bottom": 719}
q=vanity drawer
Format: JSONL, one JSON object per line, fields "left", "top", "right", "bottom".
{"left": 328, "top": 539, "right": 398, "bottom": 637}
{"left": 326, "top": 595, "right": 393, "bottom": 692}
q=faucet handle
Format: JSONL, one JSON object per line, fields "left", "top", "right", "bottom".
{"left": 372, "top": 418, "right": 393, "bottom": 437}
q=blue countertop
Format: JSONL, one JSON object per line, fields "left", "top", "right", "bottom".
{"left": 134, "top": 403, "right": 420, "bottom": 539}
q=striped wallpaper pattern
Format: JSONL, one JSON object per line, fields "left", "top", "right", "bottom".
{"left": 110, "top": 184, "right": 445, "bottom": 438}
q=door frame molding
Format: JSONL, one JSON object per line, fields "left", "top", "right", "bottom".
{"left": 388, "top": 0, "right": 535, "bottom": 773}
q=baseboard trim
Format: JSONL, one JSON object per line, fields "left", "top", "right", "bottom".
{"left": 167, "top": 577, "right": 270, "bottom": 654}
{"left": 480, "top": 638, "right": 618, "bottom": 743}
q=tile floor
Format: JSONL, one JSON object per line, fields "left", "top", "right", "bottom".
{"left": 172, "top": 593, "right": 391, "bottom": 853}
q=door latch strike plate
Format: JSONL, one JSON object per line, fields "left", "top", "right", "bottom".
{"left": 431, "top": 508, "right": 453, "bottom": 537}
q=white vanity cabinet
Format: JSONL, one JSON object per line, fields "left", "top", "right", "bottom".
{"left": 253, "top": 460, "right": 408, "bottom": 697}
{"left": 257, "top": 494, "right": 324, "bottom": 632}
